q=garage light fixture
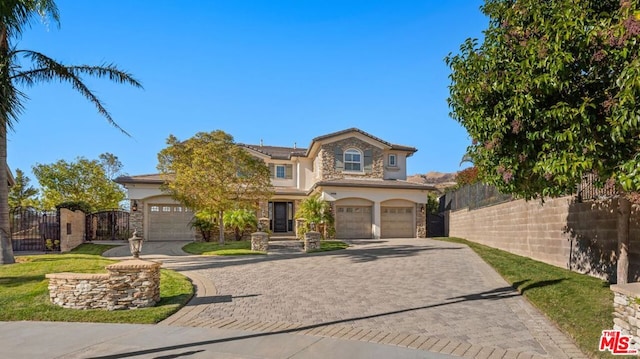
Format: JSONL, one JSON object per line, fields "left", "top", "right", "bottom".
{"left": 132, "top": 200, "right": 138, "bottom": 212}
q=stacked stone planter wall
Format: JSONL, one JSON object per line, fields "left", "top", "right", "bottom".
{"left": 610, "top": 283, "right": 640, "bottom": 351}
{"left": 251, "top": 232, "right": 269, "bottom": 252}
{"left": 46, "top": 259, "right": 161, "bottom": 310}
{"left": 304, "top": 232, "right": 321, "bottom": 252}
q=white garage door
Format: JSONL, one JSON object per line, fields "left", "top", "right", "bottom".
{"left": 381, "top": 207, "right": 414, "bottom": 238}
{"left": 335, "top": 206, "right": 372, "bottom": 239}
{"left": 148, "top": 204, "right": 195, "bottom": 241}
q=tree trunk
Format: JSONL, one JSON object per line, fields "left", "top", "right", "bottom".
{"left": 0, "top": 121, "right": 15, "bottom": 264}
{"left": 218, "top": 210, "right": 224, "bottom": 245}
{"left": 617, "top": 196, "right": 631, "bottom": 284}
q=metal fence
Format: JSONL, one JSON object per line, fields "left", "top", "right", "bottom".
{"left": 10, "top": 207, "right": 60, "bottom": 252}
{"left": 576, "top": 173, "right": 617, "bottom": 202}
{"left": 440, "top": 183, "right": 513, "bottom": 212}
{"left": 85, "top": 209, "right": 130, "bottom": 241}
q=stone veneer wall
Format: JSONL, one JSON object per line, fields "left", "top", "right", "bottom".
{"left": 46, "top": 259, "right": 161, "bottom": 310}
{"left": 448, "top": 196, "right": 640, "bottom": 281}
{"left": 130, "top": 199, "right": 144, "bottom": 236}
{"left": 416, "top": 203, "right": 427, "bottom": 238}
{"left": 59, "top": 208, "right": 86, "bottom": 252}
{"left": 611, "top": 283, "right": 640, "bottom": 351}
{"left": 320, "top": 138, "right": 384, "bottom": 180}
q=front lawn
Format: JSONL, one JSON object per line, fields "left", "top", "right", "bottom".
{"left": 0, "top": 244, "right": 193, "bottom": 324}
{"left": 183, "top": 240, "right": 266, "bottom": 255}
{"left": 313, "top": 240, "right": 349, "bottom": 252}
{"left": 436, "top": 237, "right": 613, "bottom": 359}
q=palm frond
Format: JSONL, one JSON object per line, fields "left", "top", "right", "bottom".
{"left": 0, "top": 0, "right": 59, "bottom": 39}
{"left": 11, "top": 50, "right": 143, "bottom": 136}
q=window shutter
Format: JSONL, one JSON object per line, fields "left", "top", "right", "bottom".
{"left": 364, "top": 149, "right": 373, "bottom": 173}
{"left": 268, "top": 163, "right": 275, "bottom": 178}
{"left": 285, "top": 164, "right": 293, "bottom": 179}
{"left": 334, "top": 148, "right": 344, "bottom": 170}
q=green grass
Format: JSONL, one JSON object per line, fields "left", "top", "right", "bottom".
{"left": 182, "top": 240, "right": 266, "bottom": 255}
{"left": 436, "top": 237, "right": 613, "bottom": 359}
{"left": 0, "top": 244, "right": 193, "bottom": 324}
{"left": 312, "top": 240, "right": 349, "bottom": 252}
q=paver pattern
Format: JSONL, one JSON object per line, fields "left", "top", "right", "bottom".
{"left": 104, "top": 238, "right": 587, "bottom": 359}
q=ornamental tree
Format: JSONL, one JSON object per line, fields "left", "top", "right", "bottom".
{"left": 8, "top": 168, "right": 39, "bottom": 209}
{"left": 157, "top": 130, "right": 273, "bottom": 245}
{"left": 32, "top": 155, "right": 126, "bottom": 212}
{"left": 447, "top": 0, "right": 640, "bottom": 283}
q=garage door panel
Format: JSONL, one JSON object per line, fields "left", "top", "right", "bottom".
{"left": 381, "top": 207, "right": 414, "bottom": 238}
{"left": 148, "top": 204, "right": 195, "bottom": 241}
{"left": 335, "top": 206, "right": 372, "bottom": 239}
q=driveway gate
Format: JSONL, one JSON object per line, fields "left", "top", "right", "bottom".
{"left": 10, "top": 207, "right": 60, "bottom": 252}
{"left": 86, "top": 210, "right": 130, "bottom": 241}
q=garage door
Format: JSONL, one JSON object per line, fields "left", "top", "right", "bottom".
{"left": 148, "top": 204, "right": 195, "bottom": 241}
{"left": 381, "top": 207, "right": 414, "bottom": 238}
{"left": 335, "top": 206, "right": 372, "bottom": 239}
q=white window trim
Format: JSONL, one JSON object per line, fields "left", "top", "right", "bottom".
{"left": 388, "top": 154, "right": 397, "bottom": 167}
{"left": 344, "top": 148, "right": 363, "bottom": 172}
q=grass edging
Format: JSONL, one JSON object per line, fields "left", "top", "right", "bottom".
{"left": 0, "top": 244, "right": 193, "bottom": 324}
{"left": 309, "top": 240, "right": 350, "bottom": 253}
{"left": 183, "top": 240, "right": 266, "bottom": 255}
{"left": 435, "top": 237, "right": 613, "bottom": 359}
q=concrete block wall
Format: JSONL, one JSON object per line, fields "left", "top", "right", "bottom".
{"left": 59, "top": 208, "right": 86, "bottom": 252}
{"left": 448, "top": 196, "right": 640, "bottom": 282}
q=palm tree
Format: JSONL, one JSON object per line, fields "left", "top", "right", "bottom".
{"left": 223, "top": 209, "right": 258, "bottom": 241}
{"left": 0, "top": 0, "right": 142, "bottom": 264}
{"left": 295, "top": 195, "right": 334, "bottom": 239}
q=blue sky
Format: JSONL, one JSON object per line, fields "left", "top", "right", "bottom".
{"left": 8, "top": 0, "right": 486, "bottom": 183}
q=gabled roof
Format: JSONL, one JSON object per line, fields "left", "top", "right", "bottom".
{"left": 306, "top": 128, "right": 418, "bottom": 157}
{"left": 115, "top": 174, "right": 167, "bottom": 185}
{"left": 238, "top": 144, "right": 307, "bottom": 160}
{"left": 7, "top": 167, "right": 15, "bottom": 187}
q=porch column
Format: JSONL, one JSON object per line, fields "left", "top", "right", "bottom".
{"left": 372, "top": 201, "right": 381, "bottom": 239}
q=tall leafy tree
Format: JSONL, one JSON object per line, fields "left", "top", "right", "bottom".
{"left": 157, "top": 130, "right": 273, "bottom": 245}
{"left": 8, "top": 168, "right": 38, "bottom": 208}
{"left": 32, "top": 156, "right": 126, "bottom": 211}
{"left": 0, "top": 1, "right": 141, "bottom": 264}
{"left": 447, "top": 0, "right": 640, "bottom": 282}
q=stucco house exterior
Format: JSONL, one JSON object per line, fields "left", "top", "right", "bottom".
{"left": 116, "top": 128, "right": 435, "bottom": 241}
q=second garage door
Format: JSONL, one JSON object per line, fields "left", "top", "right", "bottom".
{"left": 148, "top": 204, "right": 195, "bottom": 241}
{"left": 381, "top": 207, "right": 414, "bottom": 238}
{"left": 335, "top": 206, "right": 372, "bottom": 239}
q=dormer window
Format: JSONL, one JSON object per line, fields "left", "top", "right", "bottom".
{"left": 388, "top": 154, "right": 397, "bottom": 167}
{"left": 344, "top": 149, "right": 362, "bottom": 172}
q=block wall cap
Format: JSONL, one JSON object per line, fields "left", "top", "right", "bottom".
{"left": 106, "top": 259, "right": 162, "bottom": 270}
{"left": 611, "top": 282, "right": 640, "bottom": 297}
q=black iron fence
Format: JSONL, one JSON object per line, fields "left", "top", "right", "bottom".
{"left": 85, "top": 209, "right": 130, "bottom": 241}
{"left": 10, "top": 207, "right": 60, "bottom": 252}
{"left": 440, "top": 183, "right": 513, "bottom": 212}
{"left": 577, "top": 173, "right": 617, "bottom": 202}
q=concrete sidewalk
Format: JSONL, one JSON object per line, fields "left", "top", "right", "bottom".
{"left": 0, "top": 321, "right": 456, "bottom": 359}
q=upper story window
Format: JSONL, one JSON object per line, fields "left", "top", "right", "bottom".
{"left": 268, "top": 163, "right": 293, "bottom": 179}
{"left": 388, "top": 154, "right": 397, "bottom": 167}
{"left": 344, "top": 149, "right": 362, "bottom": 172}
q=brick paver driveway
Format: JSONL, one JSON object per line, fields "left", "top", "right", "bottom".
{"left": 134, "top": 239, "right": 585, "bottom": 358}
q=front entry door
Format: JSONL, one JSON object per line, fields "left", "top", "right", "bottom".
{"left": 274, "top": 202, "right": 287, "bottom": 232}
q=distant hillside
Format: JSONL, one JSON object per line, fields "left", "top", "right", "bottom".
{"left": 408, "top": 171, "right": 457, "bottom": 192}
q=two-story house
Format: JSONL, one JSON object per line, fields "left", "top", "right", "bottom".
{"left": 116, "top": 128, "right": 435, "bottom": 241}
